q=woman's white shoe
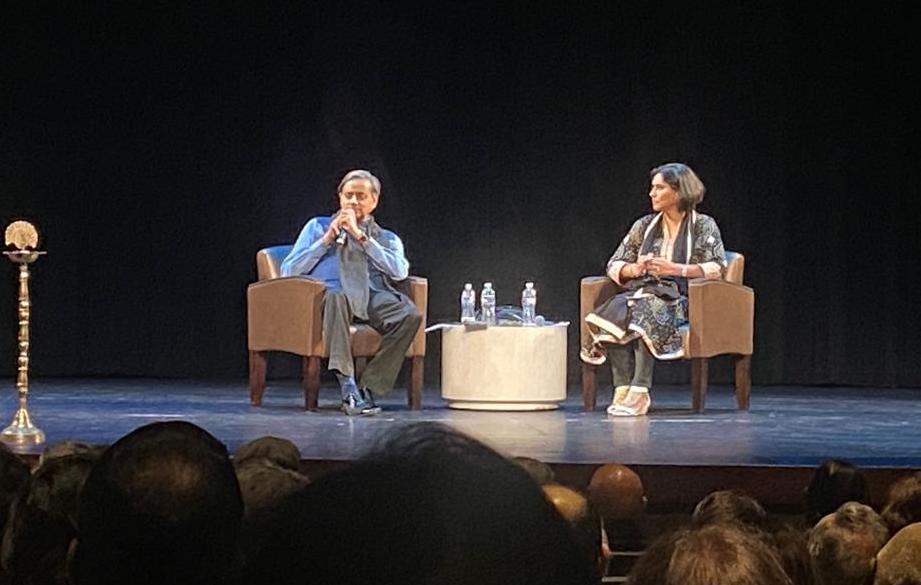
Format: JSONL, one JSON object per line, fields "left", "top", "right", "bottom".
{"left": 605, "top": 385, "right": 631, "bottom": 415}
{"left": 610, "top": 386, "right": 651, "bottom": 417}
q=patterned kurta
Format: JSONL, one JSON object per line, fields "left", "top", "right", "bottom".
{"left": 588, "top": 211, "right": 726, "bottom": 359}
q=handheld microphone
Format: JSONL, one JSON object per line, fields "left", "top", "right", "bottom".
{"left": 335, "top": 229, "right": 348, "bottom": 245}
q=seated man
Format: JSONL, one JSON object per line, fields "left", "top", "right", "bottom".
{"left": 281, "top": 169, "right": 421, "bottom": 416}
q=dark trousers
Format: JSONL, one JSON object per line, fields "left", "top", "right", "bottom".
{"left": 608, "top": 339, "right": 654, "bottom": 389}
{"left": 323, "top": 289, "right": 422, "bottom": 396}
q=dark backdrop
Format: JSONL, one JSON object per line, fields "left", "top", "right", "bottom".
{"left": 2, "top": 3, "right": 919, "bottom": 386}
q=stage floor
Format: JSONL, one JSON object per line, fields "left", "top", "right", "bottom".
{"left": 6, "top": 379, "right": 921, "bottom": 469}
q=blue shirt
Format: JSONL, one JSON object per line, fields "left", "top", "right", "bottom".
{"left": 280, "top": 216, "right": 410, "bottom": 292}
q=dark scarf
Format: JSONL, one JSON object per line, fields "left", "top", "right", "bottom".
{"left": 634, "top": 212, "right": 693, "bottom": 296}
{"left": 335, "top": 213, "right": 383, "bottom": 320}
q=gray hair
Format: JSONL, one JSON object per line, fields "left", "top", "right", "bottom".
{"left": 650, "top": 162, "right": 706, "bottom": 211}
{"left": 338, "top": 169, "right": 381, "bottom": 196}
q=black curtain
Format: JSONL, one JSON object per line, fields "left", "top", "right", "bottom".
{"left": 1, "top": 3, "right": 918, "bottom": 386}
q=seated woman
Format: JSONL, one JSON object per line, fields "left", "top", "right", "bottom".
{"left": 581, "top": 163, "right": 726, "bottom": 417}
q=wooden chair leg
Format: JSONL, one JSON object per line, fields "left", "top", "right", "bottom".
{"left": 409, "top": 355, "right": 424, "bottom": 410}
{"left": 303, "top": 356, "right": 321, "bottom": 411}
{"left": 582, "top": 363, "right": 597, "bottom": 411}
{"left": 690, "top": 358, "right": 709, "bottom": 413}
{"left": 249, "top": 350, "right": 267, "bottom": 406}
{"left": 734, "top": 354, "right": 752, "bottom": 410}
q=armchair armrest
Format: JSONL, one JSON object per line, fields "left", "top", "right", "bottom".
{"left": 580, "top": 276, "right": 620, "bottom": 346}
{"left": 406, "top": 276, "right": 428, "bottom": 357}
{"left": 686, "top": 279, "right": 754, "bottom": 358}
{"left": 247, "top": 276, "right": 326, "bottom": 356}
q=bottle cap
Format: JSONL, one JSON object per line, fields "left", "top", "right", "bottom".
{"left": 525, "top": 282, "right": 534, "bottom": 288}
{"left": 484, "top": 282, "right": 492, "bottom": 288}
{"left": 464, "top": 283, "right": 472, "bottom": 289}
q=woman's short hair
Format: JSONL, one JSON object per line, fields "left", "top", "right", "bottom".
{"left": 650, "top": 162, "right": 706, "bottom": 211}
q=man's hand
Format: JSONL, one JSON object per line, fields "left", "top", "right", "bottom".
{"left": 322, "top": 220, "right": 340, "bottom": 246}
{"left": 338, "top": 208, "right": 361, "bottom": 237}
{"left": 323, "top": 210, "right": 361, "bottom": 245}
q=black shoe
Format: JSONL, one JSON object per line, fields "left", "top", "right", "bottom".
{"left": 360, "top": 387, "right": 382, "bottom": 415}
{"left": 361, "top": 388, "right": 380, "bottom": 409}
{"left": 341, "top": 387, "right": 380, "bottom": 416}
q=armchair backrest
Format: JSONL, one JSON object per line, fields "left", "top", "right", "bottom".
{"left": 724, "top": 251, "right": 744, "bottom": 284}
{"left": 256, "top": 245, "right": 293, "bottom": 281}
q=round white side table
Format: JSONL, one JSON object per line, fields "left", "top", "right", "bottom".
{"left": 441, "top": 322, "right": 568, "bottom": 410}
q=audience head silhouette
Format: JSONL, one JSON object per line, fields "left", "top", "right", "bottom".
{"left": 38, "top": 440, "right": 99, "bottom": 465}
{"left": 770, "top": 523, "right": 814, "bottom": 585}
{"left": 234, "top": 436, "right": 302, "bottom": 472}
{"left": 805, "top": 459, "right": 870, "bottom": 527}
{"left": 692, "top": 489, "right": 770, "bottom": 534}
{"left": 0, "top": 444, "right": 31, "bottom": 540}
{"left": 2, "top": 450, "right": 98, "bottom": 583}
{"left": 881, "top": 471, "right": 921, "bottom": 536}
{"left": 588, "top": 463, "right": 646, "bottom": 521}
{"left": 71, "top": 421, "right": 243, "bottom": 585}
{"left": 246, "top": 422, "right": 595, "bottom": 585}
{"left": 4, "top": 422, "right": 917, "bottom": 585}
{"left": 873, "top": 522, "right": 921, "bottom": 585}
{"left": 628, "top": 523, "right": 792, "bottom": 585}
{"left": 511, "top": 456, "right": 556, "bottom": 485}
{"left": 808, "top": 501, "right": 889, "bottom": 585}
{"left": 542, "top": 483, "right": 606, "bottom": 578}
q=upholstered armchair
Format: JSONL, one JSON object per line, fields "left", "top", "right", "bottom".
{"left": 580, "top": 252, "right": 753, "bottom": 413}
{"left": 247, "top": 245, "right": 427, "bottom": 410}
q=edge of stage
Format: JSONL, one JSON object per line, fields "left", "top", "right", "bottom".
{"left": 6, "top": 379, "right": 920, "bottom": 511}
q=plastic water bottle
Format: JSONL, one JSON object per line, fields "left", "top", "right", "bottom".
{"left": 481, "top": 282, "right": 496, "bottom": 325}
{"left": 460, "top": 283, "right": 476, "bottom": 323}
{"left": 521, "top": 282, "right": 537, "bottom": 325}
